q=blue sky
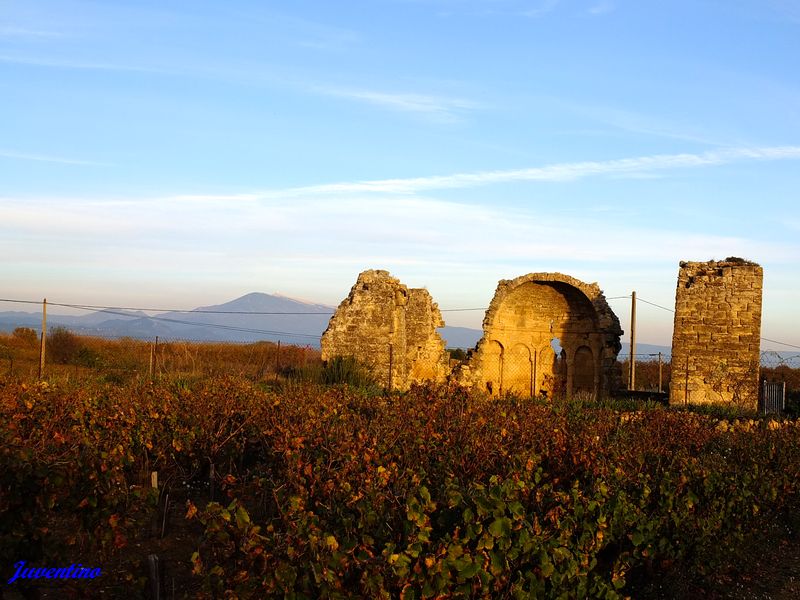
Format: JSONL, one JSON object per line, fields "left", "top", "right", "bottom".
{"left": 2, "top": 0, "right": 799, "bottom": 349}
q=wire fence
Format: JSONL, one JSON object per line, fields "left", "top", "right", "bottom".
{"left": 0, "top": 326, "right": 321, "bottom": 384}
{"left": 1, "top": 294, "right": 799, "bottom": 391}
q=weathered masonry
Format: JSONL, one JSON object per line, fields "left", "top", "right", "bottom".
{"left": 320, "top": 270, "right": 449, "bottom": 390}
{"left": 669, "top": 259, "right": 763, "bottom": 408}
{"left": 465, "top": 273, "right": 623, "bottom": 398}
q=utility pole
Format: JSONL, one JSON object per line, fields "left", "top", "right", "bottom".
{"left": 38, "top": 298, "right": 47, "bottom": 379}
{"left": 629, "top": 291, "right": 637, "bottom": 391}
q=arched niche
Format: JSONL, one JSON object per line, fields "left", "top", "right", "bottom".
{"left": 469, "top": 273, "right": 622, "bottom": 398}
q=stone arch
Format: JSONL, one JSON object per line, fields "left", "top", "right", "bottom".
{"left": 468, "top": 273, "right": 622, "bottom": 397}
{"left": 483, "top": 340, "right": 504, "bottom": 395}
{"left": 537, "top": 345, "right": 556, "bottom": 397}
{"left": 505, "top": 343, "right": 533, "bottom": 396}
{"left": 573, "top": 345, "right": 595, "bottom": 397}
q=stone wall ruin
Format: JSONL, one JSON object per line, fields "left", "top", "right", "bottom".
{"left": 669, "top": 259, "right": 763, "bottom": 408}
{"left": 322, "top": 269, "right": 623, "bottom": 398}
{"left": 463, "top": 273, "right": 623, "bottom": 398}
{"left": 320, "top": 270, "right": 449, "bottom": 390}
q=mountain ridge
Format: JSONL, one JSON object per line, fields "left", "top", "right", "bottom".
{"left": 4, "top": 295, "right": 790, "bottom": 366}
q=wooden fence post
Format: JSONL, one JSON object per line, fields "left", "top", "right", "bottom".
{"left": 38, "top": 298, "right": 47, "bottom": 379}
{"left": 149, "top": 341, "right": 155, "bottom": 380}
{"left": 274, "top": 340, "right": 281, "bottom": 384}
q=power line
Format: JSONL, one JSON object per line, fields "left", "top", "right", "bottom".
{"left": 761, "top": 337, "right": 800, "bottom": 351}
{"left": 76, "top": 307, "right": 323, "bottom": 340}
{"left": 3, "top": 295, "right": 800, "bottom": 351}
{"left": 607, "top": 295, "right": 675, "bottom": 313}
{"left": 0, "top": 298, "right": 333, "bottom": 316}
{"left": 0, "top": 297, "right": 488, "bottom": 315}
{"left": 0, "top": 299, "right": 322, "bottom": 340}
{"left": 636, "top": 297, "right": 675, "bottom": 313}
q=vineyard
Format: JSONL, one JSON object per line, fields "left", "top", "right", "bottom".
{"left": 2, "top": 347, "right": 800, "bottom": 598}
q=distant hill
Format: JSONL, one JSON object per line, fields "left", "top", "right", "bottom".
{"left": 619, "top": 343, "right": 671, "bottom": 360}
{"left": 150, "top": 292, "right": 334, "bottom": 344}
{"left": 0, "top": 293, "right": 333, "bottom": 346}
{"left": 1, "top": 298, "right": 793, "bottom": 367}
{"left": 437, "top": 326, "right": 482, "bottom": 349}
{"left": 0, "top": 294, "right": 484, "bottom": 349}
{"left": 435, "top": 336, "right": 675, "bottom": 357}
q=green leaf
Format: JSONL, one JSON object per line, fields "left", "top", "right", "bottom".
{"left": 459, "top": 560, "right": 481, "bottom": 579}
{"left": 448, "top": 488, "right": 463, "bottom": 508}
{"left": 235, "top": 505, "right": 251, "bottom": 529}
{"left": 509, "top": 501, "right": 525, "bottom": 518}
{"left": 419, "top": 486, "right": 431, "bottom": 504}
{"left": 488, "top": 517, "right": 512, "bottom": 538}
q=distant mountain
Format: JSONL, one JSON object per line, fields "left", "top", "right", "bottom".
{"left": 78, "top": 309, "right": 150, "bottom": 326}
{"left": 438, "top": 326, "right": 482, "bottom": 349}
{"left": 619, "top": 343, "right": 671, "bottom": 360}
{"left": 1, "top": 298, "right": 792, "bottom": 368}
{"left": 435, "top": 335, "right": 675, "bottom": 358}
{"left": 151, "top": 292, "right": 334, "bottom": 344}
{"left": 0, "top": 293, "right": 334, "bottom": 346}
{"left": 761, "top": 351, "right": 800, "bottom": 368}
{"left": 0, "top": 311, "right": 42, "bottom": 330}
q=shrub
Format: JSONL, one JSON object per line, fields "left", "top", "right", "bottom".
{"left": 76, "top": 347, "right": 102, "bottom": 368}
{"left": 447, "top": 348, "right": 467, "bottom": 361}
{"left": 316, "top": 356, "right": 378, "bottom": 389}
{"left": 12, "top": 327, "right": 39, "bottom": 348}
{"left": 47, "top": 327, "right": 81, "bottom": 364}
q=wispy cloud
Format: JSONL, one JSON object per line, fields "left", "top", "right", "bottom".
{"left": 560, "top": 102, "right": 726, "bottom": 146}
{"left": 226, "top": 7, "right": 360, "bottom": 51}
{"left": 522, "top": 0, "right": 561, "bottom": 18}
{"left": 3, "top": 189, "right": 798, "bottom": 339}
{"left": 0, "top": 54, "right": 166, "bottom": 74}
{"left": 0, "top": 150, "right": 110, "bottom": 166}
{"left": 251, "top": 146, "right": 800, "bottom": 197}
{"left": 318, "top": 86, "right": 479, "bottom": 121}
{"left": 0, "top": 26, "right": 63, "bottom": 38}
{"left": 587, "top": 2, "right": 615, "bottom": 16}
{"left": 3, "top": 193, "right": 797, "bottom": 274}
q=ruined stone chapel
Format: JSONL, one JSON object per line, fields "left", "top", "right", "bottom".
{"left": 321, "top": 269, "right": 623, "bottom": 397}
{"left": 321, "top": 259, "right": 764, "bottom": 407}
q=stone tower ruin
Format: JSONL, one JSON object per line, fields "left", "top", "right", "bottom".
{"left": 669, "top": 259, "right": 763, "bottom": 408}
{"left": 465, "top": 273, "right": 623, "bottom": 398}
{"left": 320, "top": 270, "right": 449, "bottom": 390}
